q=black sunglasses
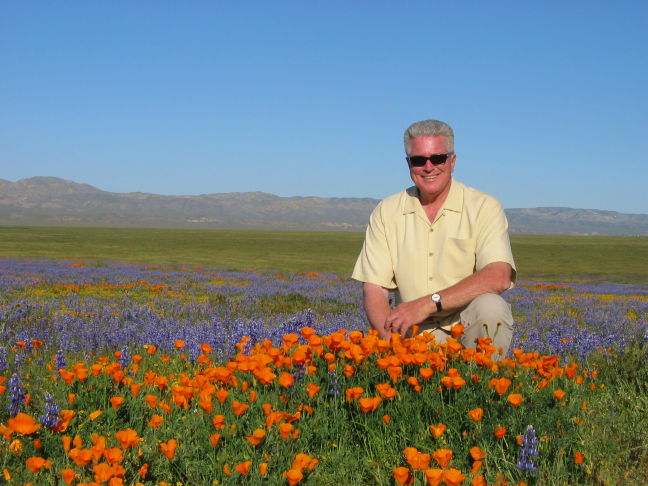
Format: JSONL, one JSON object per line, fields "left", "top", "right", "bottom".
{"left": 406, "top": 153, "right": 454, "bottom": 167}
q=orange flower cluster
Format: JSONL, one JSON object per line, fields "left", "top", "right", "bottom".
{"left": 0, "top": 323, "right": 595, "bottom": 484}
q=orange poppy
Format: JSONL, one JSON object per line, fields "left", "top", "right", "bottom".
{"left": 376, "top": 383, "right": 397, "bottom": 399}
{"left": 507, "top": 394, "right": 523, "bottom": 407}
{"left": 432, "top": 448, "right": 453, "bottom": 468}
{"left": 488, "top": 377, "right": 512, "bottom": 395}
{"left": 147, "top": 414, "right": 163, "bottom": 429}
{"left": 382, "top": 414, "right": 391, "bottom": 424}
{"left": 345, "top": 387, "right": 364, "bottom": 402}
{"left": 278, "top": 372, "right": 295, "bottom": 388}
{"left": 575, "top": 452, "right": 584, "bottom": 464}
{"left": 209, "top": 433, "right": 221, "bottom": 446}
{"left": 472, "top": 475, "right": 487, "bottom": 486}
{"left": 387, "top": 366, "right": 403, "bottom": 383}
{"left": 109, "top": 397, "right": 124, "bottom": 409}
{"left": 279, "top": 423, "right": 294, "bottom": 439}
{"left": 246, "top": 429, "right": 266, "bottom": 446}
{"left": 174, "top": 340, "right": 185, "bottom": 349}
{"left": 104, "top": 447, "right": 123, "bottom": 465}
{"left": 259, "top": 462, "right": 268, "bottom": 475}
{"left": 114, "top": 430, "right": 139, "bottom": 449}
{"left": 424, "top": 468, "right": 443, "bottom": 486}
{"left": 441, "top": 372, "right": 466, "bottom": 390}
{"left": 215, "top": 389, "right": 229, "bottom": 404}
{"left": 89, "top": 410, "right": 102, "bottom": 421}
{"left": 231, "top": 401, "right": 249, "bottom": 416}
{"left": 343, "top": 365, "right": 356, "bottom": 377}
{"left": 470, "top": 446, "right": 486, "bottom": 461}
{"left": 8, "top": 413, "right": 41, "bottom": 435}
{"left": 553, "top": 389, "right": 566, "bottom": 401}
{"left": 392, "top": 467, "right": 413, "bottom": 486}
{"left": 404, "top": 448, "right": 431, "bottom": 471}
{"left": 450, "top": 323, "right": 464, "bottom": 338}
{"left": 25, "top": 456, "right": 51, "bottom": 472}
{"left": 235, "top": 460, "right": 252, "bottom": 474}
{"left": 494, "top": 425, "right": 507, "bottom": 439}
{"left": 358, "top": 396, "right": 382, "bottom": 413}
{"left": 212, "top": 415, "right": 226, "bottom": 429}
{"left": 443, "top": 468, "right": 466, "bottom": 486}
{"left": 467, "top": 408, "right": 484, "bottom": 422}
{"left": 160, "top": 439, "right": 177, "bottom": 460}
{"left": 286, "top": 468, "right": 304, "bottom": 486}
{"left": 67, "top": 447, "right": 92, "bottom": 466}
{"left": 60, "top": 468, "right": 77, "bottom": 485}
{"left": 429, "top": 423, "right": 446, "bottom": 438}
{"left": 93, "top": 462, "right": 118, "bottom": 483}
{"left": 419, "top": 367, "right": 434, "bottom": 379}
{"left": 306, "top": 383, "right": 321, "bottom": 398}
{"left": 138, "top": 463, "right": 149, "bottom": 479}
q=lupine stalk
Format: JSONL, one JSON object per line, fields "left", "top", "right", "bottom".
{"left": 7, "top": 373, "right": 26, "bottom": 417}
{"left": 517, "top": 425, "right": 540, "bottom": 471}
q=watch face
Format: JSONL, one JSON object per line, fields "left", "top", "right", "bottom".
{"left": 432, "top": 294, "right": 441, "bottom": 302}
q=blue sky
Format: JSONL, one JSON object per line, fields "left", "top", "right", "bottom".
{"left": 1, "top": 1, "right": 647, "bottom": 213}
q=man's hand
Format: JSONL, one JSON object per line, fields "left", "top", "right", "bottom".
{"left": 384, "top": 295, "right": 435, "bottom": 337}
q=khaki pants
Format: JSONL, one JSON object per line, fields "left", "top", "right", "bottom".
{"left": 422, "top": 293, "right": 514, "bottom": 360}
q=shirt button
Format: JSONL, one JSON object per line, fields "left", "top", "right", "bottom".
{"left": 430, "top": 228, "right": 434, "bottom": 232}
{"left": 429, "top": 252, "right": 434, "bottom": 256}
{"left": 428, "top": 277, "right": 434, "bottom": 281}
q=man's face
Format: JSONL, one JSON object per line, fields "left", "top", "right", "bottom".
{"left": 408, "top": 136, "right": 455, "bottom": 203}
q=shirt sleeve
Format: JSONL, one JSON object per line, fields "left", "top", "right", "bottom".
{"left": 352, "top": 203, "right": 398, "bottom": 289}
{"left": 475, "top": 197, "right": 517, "bottom": 285}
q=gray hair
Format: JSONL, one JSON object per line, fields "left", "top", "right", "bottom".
{"left": 403, "top": 119, "right": 454, "bottom": 155}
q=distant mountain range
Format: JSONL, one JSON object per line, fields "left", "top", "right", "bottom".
{"left": 1, "top": 177, "right": 647, "bottom": 235}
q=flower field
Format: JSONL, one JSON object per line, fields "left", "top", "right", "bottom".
{"left": 0, "top": 258, "right": 646, "bottom": 485}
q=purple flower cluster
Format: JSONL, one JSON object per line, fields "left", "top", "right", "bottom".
{"left": 38, "top": 392, "right": 61, "bottom": 429}
{"left": 517, "top": 424, "right": 539, "bottom": 471}
{"left": 7, "top": 373, "right": 25, "bottom": 417}
{"left": 0, "top": 258, "right": 645, "bottom": 366}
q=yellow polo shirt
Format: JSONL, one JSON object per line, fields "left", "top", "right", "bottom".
{"left": 352, "top": 179, "right": 516, "bottom": 324}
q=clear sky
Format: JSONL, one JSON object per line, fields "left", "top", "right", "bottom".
{"left": 1, "top": 1, "right": 647, "bottom": 213}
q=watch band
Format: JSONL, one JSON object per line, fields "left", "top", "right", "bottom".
{"left": 431, "top": 293, "right": 443, "bottom": 312}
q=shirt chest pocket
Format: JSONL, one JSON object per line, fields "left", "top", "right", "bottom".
{"left": 441, "top": 237, "right": 476, "bottom": 278}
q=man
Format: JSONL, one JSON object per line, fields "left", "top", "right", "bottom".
{"left": 352, "top": 119, "right": 516, "bottom": 357}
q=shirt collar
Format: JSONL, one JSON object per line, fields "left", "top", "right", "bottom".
{"left": 402, "top": 179, "right": 464, "bottom": 214}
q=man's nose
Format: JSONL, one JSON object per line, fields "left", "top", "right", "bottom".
{"left": 423, "top": 160, "right": 436, "bottom": 170}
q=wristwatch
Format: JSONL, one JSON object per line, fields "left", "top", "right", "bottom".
{"left": 431, "top": 293, "right": 443, "bottom": 313}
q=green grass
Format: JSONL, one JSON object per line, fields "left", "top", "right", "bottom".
{"left": 0, "top": 226, "right": 647, "bottom": 282}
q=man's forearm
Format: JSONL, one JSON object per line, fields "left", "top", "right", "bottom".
{"left": 362, "top": 283, "right": 392, "bottom": 340}
{"left": 435, "top": 262, "right": 512, "bottom": 313}
{"left": 383, "top": 262, "right": 512, "bottom": 337}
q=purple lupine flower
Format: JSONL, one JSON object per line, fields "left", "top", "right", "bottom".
{"left": 0, "top": 347, "right": 7, "bottom": 372}
{"left": 517, "top": 425, "right": 540, "bottom": 471}
{"left": 327, "top": 370, "right": 341, "bottom": 397}
{"left": 39, "top": 392, "right": 61, "bottom": 429}
{"left": 55, "top": 349, "right": 66, "bottom": 370}
{"left": 118, "top": 346, "right": 131, "bottom": 368}
{"left": 7, "top": 373, "right": 26, "bottom": 417}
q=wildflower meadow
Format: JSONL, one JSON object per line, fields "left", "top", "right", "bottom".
{"left": 0, "top": 258, "right": 646, "bottom": 486}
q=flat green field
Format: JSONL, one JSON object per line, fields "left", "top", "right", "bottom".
{"left": 0, "top": 226, "right": 647, "bottom": 282}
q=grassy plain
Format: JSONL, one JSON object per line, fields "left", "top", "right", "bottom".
{"left": 1, "top": 226, "right": 647, "bottom": 484}
{"left": 0, "top": 226, "right": 647, "bottom": 282}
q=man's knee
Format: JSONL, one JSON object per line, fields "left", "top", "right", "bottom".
{"left": 464, "top": 293, "right": 513, "bottom": 325}
{"left": 459, "top": 293, "right": 514, "bottom": 357}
